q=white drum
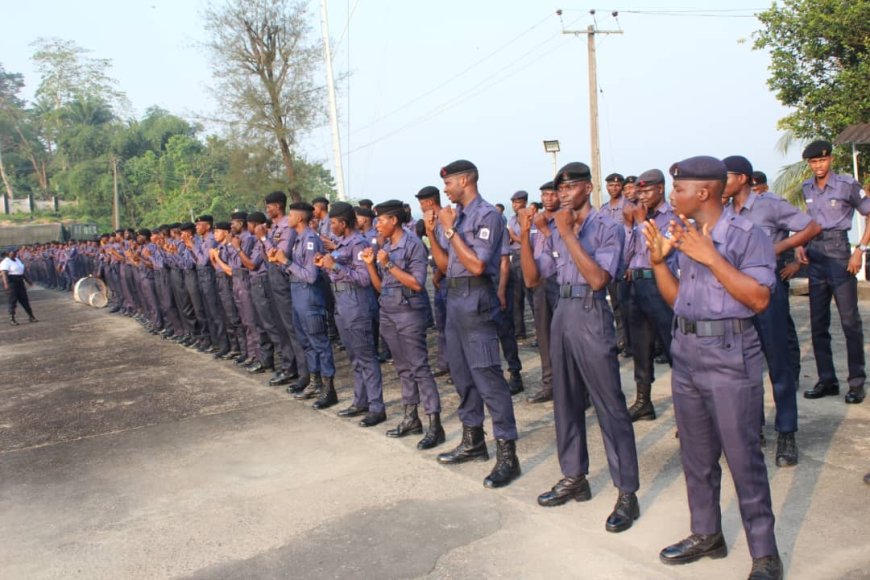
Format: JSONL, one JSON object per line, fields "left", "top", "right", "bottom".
{"left": 73, "top": 276, "right": 109, "bottom": 308}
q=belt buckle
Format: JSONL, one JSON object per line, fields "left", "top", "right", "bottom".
{"left": 683, "top": 319, "right": 696, "bottom": 334}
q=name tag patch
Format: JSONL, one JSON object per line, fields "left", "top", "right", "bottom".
{"left": 479, "top": 227, "right": 491, "bottom": 240}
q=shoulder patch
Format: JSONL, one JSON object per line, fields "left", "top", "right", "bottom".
{"left": 479, "top": 227, "right": 491, "bottom": 241}
{"left": 356, "top": 250, "right": 363, "bottom": 261}
{"left": 306, "top": 241, "right": 314, "bottom": 251}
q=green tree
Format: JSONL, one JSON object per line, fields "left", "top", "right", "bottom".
{"left": 202, "top": 0, "right": 325, "bottom": 199}
{"left": 754, "top": 0, "right": 870, "bottom": 140}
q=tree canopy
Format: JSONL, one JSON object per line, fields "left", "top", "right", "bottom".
{"left": 0, "top": 6, "right": 336, "bottom": 230}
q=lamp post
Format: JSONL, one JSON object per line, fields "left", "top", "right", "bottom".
{"left": 543, "top": 139, "right": 560, "bottom": 177}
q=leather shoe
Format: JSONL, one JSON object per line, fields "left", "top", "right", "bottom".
{"left": 220, "top": 350, "right": 241, "bottom": 360}
{"left": 660, "top": 532, "right": 727, "bottom": 565}
{"left": 246, "top": 361, "right": 268, "bottom": 374}
{"left": 749, "top": 555, "right": 783, "bottom": 580}
{"left": 775, "top": 432, "right": 798, "bottom": 467}
{"left": 845, "top": 385, "right": 865, "bottom": 404}
{"left": 337, "top": 405, "right": 368, "bottom": 417}
{"left": 269, "top": 372, "right": 294, "bottom": 386}
{"left": 526, "top": 389, "right": 553, "bottom": 404}
{"left": 804, "top": 381, "right": 839, "bottom": 399}
{"left": 537, "top": 476, "right": 591, "bottom": 507}
{"left": 203, "top": 345, "right": 219, "bottom": 354}
{"left": 359, "top": 411, "right": 387, "bottom": 427}
{"left": 605, "top": 492, "right": 639, "bottom": 533}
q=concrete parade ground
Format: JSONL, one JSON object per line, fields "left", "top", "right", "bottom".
{"left": 1, "top": 286, "right": 868, "bottom": 580}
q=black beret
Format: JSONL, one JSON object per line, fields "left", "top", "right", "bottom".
{"left": 357, "top": 198, "right": 374, "bottom": 208}
{"left": 195, "top": 214, "right": 214, "bottom": 224}
{"left": 669, "top": 156, "right": 727, "bottom": 181}
{"left": 311, "top": 196, "right": 330, "bottom": 206}
{"left": 354, "top": 206, "right": 375, "bottom": 219}
{"left": 264, "top": 191, "right": 287, "bottom": 205}
{"left": 248, "top": 211, "right": 267, "bottom": 224}
{"left": 288, "top": 201, "right": 314, "bottom": 213}
{"left": 723, "top": 155, "right": 754, "bottom": 179}
{"left": 802, "top": 140, "right": 833, "bottom": 159}
{"left": 636, "top": 169, "right": 665, "bottom": 187}
{"left": 511, "top": 190, "right": 529, "bottom": 201}
{"left": 539, "top": 181, "right": 555, "bottom": 191}
{"left": 605, "top": 173, "right": 625, "bottom": 183}
{"left": 752, "top": 171, "right": 768, "bottom": 186}
{"left": 415, "top": 186, "right": 440, "bottom": 200}
{"left": 169, "top": 223, "right": 181, "bottom": 229}
{"left": 553, "top": 162, "right": 592, "bottom": 188}
{"left": 179, "top": 222, "right": 195, "bottom": 232}
{"left": 374, "top": 199, "right": 407, "bottom": 223}
{"left": 328, "top": 201, "right": 356, "bottom": 223}
{"left": 214, "top": 221, "right": 231, "bottom": 231}
{"left": 158, "top": 224, "right": 172, "bottom": 233}
{"left": 230, "top": 211, "right": 248, "bottom": 221}
{"left": 440, "top": 159, "right": 477, "bottom": 178}
{"left": 624, "top": 175, "right": 637, "bottom": 184}
{"left": 138, "top": 228, "right": 152, "bottom": 238}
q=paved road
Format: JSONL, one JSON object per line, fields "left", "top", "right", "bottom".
{"left": 1, "top": 287, "right": 868, "bottom": 579}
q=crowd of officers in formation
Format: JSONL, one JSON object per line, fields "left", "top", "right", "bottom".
{"left": 14, "top": 141, "right": 870, "bottom": 580}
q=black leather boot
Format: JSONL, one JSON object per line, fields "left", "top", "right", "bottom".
{"left": 294, "top": 373, "right": 322, "bottom": 400}
{"left": 287, "top": 371, "right": 311, "bottom": 394}
{"left": 386, "top": 405, "right": 423, "bottom": 438}
{"left": 537, "top": 476, "right": 591, "bottom": 506}
{"left": 483, "top": 439, "right": 521, "bottom": 488}
{"left": 312, "top": 376, "right": 338, "bottom": 409}
{"left": 436, "top": 424, "right": 489, "bottom": 464}
{"left": 775, "top": 432, "right": 798, "bottom": 467}
{"left": 804, "top": 380, "right": 839, "bottom": 399}
{"left": 27, "top": 314, "right": 38, "bottom": 323}
{"left": 628, "top": 383, "right": 656, "bottom": 422}
{"left": 508, "top": 371, "right": 524, "bottom": 395}
{"left": 9, "top": 315, "right": 18, "bottom": 326}
{"left": 605, "top": 491, "right": 639, "bottom": 533}
{"left": 417, "top": 413, "right": 446, "bottom": 450}
{"left": 748, "top": 555, "right": 783, "bottom": 580}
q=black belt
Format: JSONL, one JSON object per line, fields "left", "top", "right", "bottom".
{"left": 629, "top": 268, "right": 654, "bottom": 281}
{"left": 676, "top": 316, "right": 753, "bottom": 337}
{"left": 559, "top": 284, "right": 605, "bottom": 299}
{"left": 332, "top": 281, "right": 357, "bottom": 293}
{"left": 446, "top": 276, "right": 491, "bottom": 289}
{"left": 232, "top": 268, "right": 249, "bottom": 277}
{"left": 815, "top": 230, "right": 848, "bottom": 242}
{"left": 380, "top": 286, "right": 420, "bottom": 297}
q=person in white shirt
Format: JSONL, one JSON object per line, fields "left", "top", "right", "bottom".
{"left": 0, "top": 249, "right": 37, "bottom": 325}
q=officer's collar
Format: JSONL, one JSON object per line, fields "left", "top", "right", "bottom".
{"left": 743, "top": 191, "right": 759, "bottom": 211}
{"left": 709, "top": 207, "right": 733, "bottom": 245}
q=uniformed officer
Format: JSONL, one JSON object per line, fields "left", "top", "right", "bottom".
{"left": 149, "top": 227, "right": 183, "bottom": 340}
{"left": 623, "top": 169, "right": 677, "bottom": 422}
{"left": 602, "top": 173, "right": 632, "bottom": 353}
{"left": 136, "top": 228, "right": 163, "bottom": 334}
{"left": 210, "top": 222, "right": 244, "bottom": 360}
{"left": 414, "top": 186, "right": 450, "bottom": 377}
{"left": 225, "top": 212, "right": 262, "bottom": 366}
{"left": 262, "top": 191, "right": 306, "bottom": 387}
{"left": 312, "top": 195, "right": 341, "bottom": 345}
{"left": 723, "top": 155, "right": 822, "bottom": 467}
{"left": 507, "top": 190, "right": 530, "bottom": 339}
{"left": 521, "top": 162, "right": 639, "bottom": 533}
{"left": 178, "top": 222, "right": 211, "bottom": 350}
{"left": 425, "top": 159, "right": 521, "bottom": 489}
{"left": 317, "top": 201, "right": 386, "bottom": 427}
{"left": 623, "top": 175, "right": 638, "bottom": 203}
{"left": 523, "top": 181, "right": 560, "bottom": 404}
{"left": 799, "top": 140, "right": 870, "bottom": 404}
{"left": 751, "top": 171, "right": 769, "bottom": 194}
{"left": 270, "top": 202, "right": 337, "bottom": 408}
{"left": 644, "top": 156, "right": 781, "bottom": 580}
{"left": 164, "top": 224, "right": 198, "bottom": 346}
{"left": 192, "top": 216, "right": 230, "bottom": 354}
{"left": 364, "top": 199, "right": 445, "bottom": 447}
{"left": 244, "top": 211, "right": 281, "bottom": 373}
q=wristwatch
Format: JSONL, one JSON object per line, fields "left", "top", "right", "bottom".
{"left": 384, "top": 261, "right": 395, "bottom": 271}
{"left": 444, "top": 228, "right": 456, "bottom": 240}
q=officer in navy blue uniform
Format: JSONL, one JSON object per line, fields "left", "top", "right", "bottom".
{"left": 521, "top": 162, "right": 640, "bottom": 533}
{"left": 799, "top": 140, "right": 870, "bottom": 405}
{"left": 644, "top": 156, "right": 782, "bottom": 580}
{"left": 723, "top": 155, "right": 822, "bottom": 467}
{"left": 318, "top": 202, "right": 386, "bottom": 427}
{"left": 365, "top": 200, "right": 445, "bottom": 447}
{"left": 506, "top": 190, "right": 530, "bottom": 339}
{"left": 415, "top": 186, "right": 450, "bottom": 377}
{"left": 270, "top": 202, "right": 338, "bottom": 408}
{"left": 425, "top": 160, "right": 521, "bottom": 489}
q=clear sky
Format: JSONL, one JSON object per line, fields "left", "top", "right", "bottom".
{"left": 1, "top": 0, "right": 797, "bottom": 210}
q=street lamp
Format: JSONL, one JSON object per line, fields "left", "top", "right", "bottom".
{"left": 543, "top": 139, "right": 560, "bottom": 176}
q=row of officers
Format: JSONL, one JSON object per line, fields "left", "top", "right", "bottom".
{"left": 21, "top": 142, "right": 870, "bottom": 580}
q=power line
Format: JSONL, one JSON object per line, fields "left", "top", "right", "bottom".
{"left": 349, "top": 11, "right": 558, "bottom": 136}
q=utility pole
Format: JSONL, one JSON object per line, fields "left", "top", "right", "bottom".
{"left": 320, "top": 0, "right": 347, "bottom": 201}
{"left": 559, "top": 10, "right": 622, "bottom": 208}
{"left": 111, "top": 155, "right": 120, "bottom": 229}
